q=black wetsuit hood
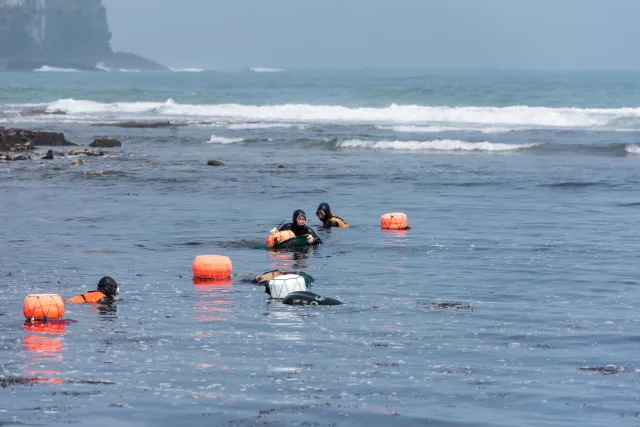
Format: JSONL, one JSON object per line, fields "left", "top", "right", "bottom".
{"left": 97, "top": 276, "right": 119, "bottom": 298}
{"left": 317, "top": 203, "right": 332, "bottom": 220}
{"left": 291, "top": 209, "right": 307, "bottom": 235}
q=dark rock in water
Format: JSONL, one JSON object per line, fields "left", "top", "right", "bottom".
{"left": 90, "top": 138, "right": 121, "bottom": 148}
{"left": 207, "top": 160, "right": 225, "bottom": 166}
{"left": 20, "top": 108, "right": 66, "bottom": 116}
{"left": 99, "top": 52, "right": 169, "bottom": 72}
{"left": 0, "top": 128, "right": 75, "bottom": 147}
{"left": 92, "top": 121, "right": 180, "bottom": 128}
{"left": 281, "top": 291, "right": 342, "bottom": 306}
{"left": 278, "top": 164, "right": 288, "bottom": 168}
{"left": 0, "top": 153, "right": 30, "bottom": 161}
{"left": 41, "top": 149, "right": 54, "bottom": 160}
{"left": 68, "top": 149, "right": 104, "bottom": 157}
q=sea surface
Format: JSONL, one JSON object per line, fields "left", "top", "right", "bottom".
{"left": 1, "top": 68, "right": 640, "bottom": 427}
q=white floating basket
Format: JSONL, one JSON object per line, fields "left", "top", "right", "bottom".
{"left": 268, "top": 274, "right": 307, "bottom": 299}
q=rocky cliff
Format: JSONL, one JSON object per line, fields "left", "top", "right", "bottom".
{"left": 0, "top": 0, "right": 166, "bottom": 71}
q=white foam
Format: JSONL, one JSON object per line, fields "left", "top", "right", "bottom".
{"left": 224, "top": 122, "right": 295, "bottom": 130}
{"left": 34, "top": 66, "right": 81, "bottom": 72}
{"left": 626, "top": 144, "right": 640, "bottom": 155}
{"left": 95, "top": 62, "right": 111, "bottom": 72}
{"left": 9, "top": 98, "right": 640, "bottom": 130}
{"left": 208, "top": 134, "right": 245, "bottom": 144}
{"left": 337, "top": 139, "right": 540, "bottom": 152}
{"left": 377, "top": 125, "right": 518, "bottom": 134}
{"left": 250, "top": 67, "right": 284, "bottom": 73}
{"left": 117, "top": 69, "right": 141, "bottom": 73}
{"left": 171, "top": 68, "right": 204, "bottom": 72}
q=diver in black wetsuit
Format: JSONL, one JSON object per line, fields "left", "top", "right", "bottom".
{"left": 272, "top": 209, "right": 322, "bottom": 245}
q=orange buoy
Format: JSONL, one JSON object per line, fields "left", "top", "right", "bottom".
{"left": 192, "top": 255, "right": 232, "bottom": 279}
{"left": 23, "top": 294, "right": 64, "bottom": 320}
{"left": 266, "top": 230, "right": 296, "bottom": 248}
{"left": 381, "top": 212, "right": 409, "bottom": 230}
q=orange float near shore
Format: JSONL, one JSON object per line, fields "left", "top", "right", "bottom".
{"left": 381, "top": 213, "right": 409, "bottom": 230}
{"left": 192, "top": 255, "right": 232, "bottom": 279}
{"left": 23, "top": 294, "right": 65, "bottom": 320}
{"left": 266, "top": 230, "right": 296, "bottom": 248}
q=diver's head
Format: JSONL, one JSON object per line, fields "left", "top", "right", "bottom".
{"left": 316, "top": 203, "right": 331, "bottom": 221}
{"left": 97, "top": 276, "right": 119, "bottom": 298}
{"left": 292, "top": 209, "right": 307, "bottom": 228}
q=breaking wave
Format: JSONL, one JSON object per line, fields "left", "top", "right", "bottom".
{"left": 250, "top": 67, "right": 284, "bottom": 73}
{"left": 34, "top": 66, "right": 81, "bottom": 72}
{"left": 336, "top": 139, "right": 540, "bottom": 152}
{"left": 626, "top": 144, "right": 640, "bottom": 155}
{"left": 19, "top": 99, "right": 640, "bottom": 130}
{"left": 208, "top": 134, "right": 246, "bottom": 144}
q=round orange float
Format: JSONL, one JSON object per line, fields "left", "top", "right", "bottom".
{"left": 266, "top": 230, "right": 296, "bottom": 248}
{"left": 23, "top": 294, "right": 64, "bottom": 320}
{"left": 381, "top": 212, "right": 409, "bottom": 230}
{"left": 192, "top": 255, "right": 232, "bottom": 279}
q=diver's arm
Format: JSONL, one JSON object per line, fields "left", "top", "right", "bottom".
{"left": 306, "top": 227, "right": 322, "bottom": 244}
{"left": 278, "top": 223, "right": 293, "bottom": 232}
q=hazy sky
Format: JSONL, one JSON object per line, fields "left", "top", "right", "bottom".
{"left": 103, "top": 0, "right": 640, "bottom": 70}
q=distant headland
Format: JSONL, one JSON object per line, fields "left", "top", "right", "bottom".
{"left": 0, "top": 0, "right": 168, "bottom": 71}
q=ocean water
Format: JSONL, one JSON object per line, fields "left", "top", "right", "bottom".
{"left": 1, "top": 69, "right": 640, "bottom": 427}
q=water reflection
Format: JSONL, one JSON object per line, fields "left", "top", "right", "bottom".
{"left": 22, "top": 320, "right": 73, "bottom": 384}
{"left": 381, "top": 230, "right": 408, "bottom": 272}
{"left": 266, "top": 246, "right": 316, "bottom": 270}
{"left": 192, "top": 278, "right": 232, "bottom": 322}
{"left": 381, "top": 229, "right": 408, "bottom": 247}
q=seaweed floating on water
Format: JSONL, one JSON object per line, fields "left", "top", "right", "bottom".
{"left": 419, "top": 301, "right": 473, "bottom": 310}
{"left": 0, "top": 376, "right": 39, "bottom": 388}
{"left": 579, "top": 365, "right": 630, "bottom": 375}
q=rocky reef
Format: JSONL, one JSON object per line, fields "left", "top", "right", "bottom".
{"left": 0, "top": 0, "right": 167, "bottom": 71}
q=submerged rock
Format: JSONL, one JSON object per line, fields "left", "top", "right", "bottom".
{"left": 68, "top": 149, "right": 104, "bottom": 157}
{"left": 90, "top": 138, "right": 121, "bottom": 148}
{"left": 0, "top": 128, "right": 75, "bottom": 148}
{"left": 20, "top": 109, "right": 66, "bottom": 116}
{"left": 207, "top": 160, "right": 225, "bottom": 166}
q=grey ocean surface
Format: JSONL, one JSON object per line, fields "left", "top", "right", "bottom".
{"left": 1, "top": 69, "right": 639, "bottom": 426}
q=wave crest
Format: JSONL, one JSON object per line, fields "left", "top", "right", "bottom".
{"left": 7, "top": 98, "right": 640, "bottom": 131}
{"left": 208, "top": 134, "right": 245, "bottom": 144}
{"left": 626, "top": 144, "right": 640, "bottom": 155}
{"left": 336, "top": 139, "right": 540, "bottom": 152}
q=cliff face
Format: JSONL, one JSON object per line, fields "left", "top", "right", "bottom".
{"left": 0, "top": 0, "right": 112, "bottom": 62}
{"left": 0, "top": 0, "right": 166, "bottom": 71}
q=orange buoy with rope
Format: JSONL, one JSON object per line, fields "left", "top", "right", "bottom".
{"left": 23, "top": 294, "right": 65, "bottom": 320}
{"left": 192, "top": 255, "right": 232, "bottom": 279}
{"left": 266, "top": 230, "right": 296, "bottom": 248}
{"left": 381, "top": 212, "right": 409, "bottom": 230}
